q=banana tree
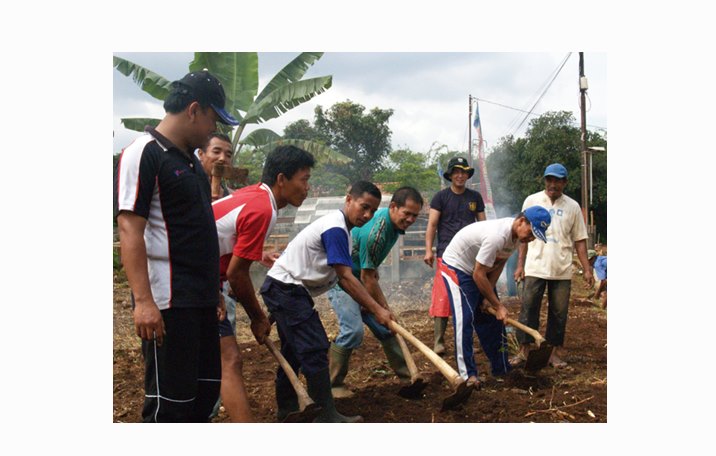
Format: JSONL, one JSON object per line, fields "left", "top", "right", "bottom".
{"left": 113, "top": 52, "right": 349, "bottom": 165}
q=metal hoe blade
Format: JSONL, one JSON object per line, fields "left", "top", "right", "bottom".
{"left": 524, "top": 343, "right": 552, "bottom": 372}
{"left": 440, "top": 381, "right": 473, "bottom": 411}
{"left": 398, "top": 377, "right": 429, "bottom": 399}
{"left": 281, "top": 403, "right": 323, "bottom": 423}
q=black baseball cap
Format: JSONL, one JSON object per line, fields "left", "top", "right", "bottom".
{"left": 172, "top": 71, "right": 240, "bottom": 126}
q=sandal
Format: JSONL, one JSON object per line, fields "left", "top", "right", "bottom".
{"left": 466, "top": 376, "right": 482, "bottom": 391}
{"left": 509, "top": 353, "right": 526, "bottom": 367}
{"left": 549, "top": 359, "right": 569, "bottom": 369}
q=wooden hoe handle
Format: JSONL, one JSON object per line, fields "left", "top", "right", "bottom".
{"left": 264, "top": 339, "right": 314, "bottom": 408}
{"left": 395, "top": 333, "right": 421, "bottom": 382}
{"left": 389, "top": 321, "right": 462, "bottom": 388}
{"left": 484, "top": 307, "right": 547, "bottom": 347}
{"left": 210, "top": 174, "right": 223, "bottom": 201}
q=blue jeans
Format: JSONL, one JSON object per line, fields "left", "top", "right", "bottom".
{"left": 440, "top": 262, "right": 511, "bottom": 379}
{"left": 327, "top": 286, "right": 392, "bottom": 349}
{"left": 218, "top": 280, "right": 237, "bottom": 338}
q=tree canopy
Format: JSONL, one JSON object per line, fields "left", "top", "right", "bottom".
{"left": 283, "top": 100, "right": 394, "bottom": 184}
{"left": 486, "top": 111, "right": 607, "bottom": 240}
{"left": 113, "top": 52, "right": 348, "bottom": 168}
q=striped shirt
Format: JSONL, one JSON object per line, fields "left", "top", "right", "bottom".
{"left": 115, "top": 127, "right": 219, "bottom": 309}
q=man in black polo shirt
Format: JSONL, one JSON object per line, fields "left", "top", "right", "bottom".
{"left": 116, "top": 70, "right": 240, "bottom": 422}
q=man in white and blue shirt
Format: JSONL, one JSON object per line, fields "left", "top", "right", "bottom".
{"left": 260, "top": 181, "right": 394, "bottom": 423}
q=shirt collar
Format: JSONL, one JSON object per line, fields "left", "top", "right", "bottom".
{"left": 259, "top": 182, "right": 278, "bottom": 213}
{"left": 146, "top": 126, "right": 197, "bottom": 164}
{"left": 145, "top": 126, "right": 176, "bottom": 152}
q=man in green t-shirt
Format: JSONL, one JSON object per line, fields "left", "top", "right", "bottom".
{"left": 327, "top": 187, "right": 424, "bottom": 399}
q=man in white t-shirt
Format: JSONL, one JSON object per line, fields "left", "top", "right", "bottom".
{"left": 513, "top": 163, "right": 594, "bottom": 369}
{"left": 440, "top": 206, "right": 551, "bottom": 389}
{"left": 260, "top": 181, "right": 394, "bottom": 422}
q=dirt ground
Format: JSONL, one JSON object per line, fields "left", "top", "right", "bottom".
{"left": 113, "top": 266, "right": 607, "bottom": 423}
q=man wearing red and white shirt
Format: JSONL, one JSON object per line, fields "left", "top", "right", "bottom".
{"left": 212, "top": 145, "right": 315, "bottom": 422}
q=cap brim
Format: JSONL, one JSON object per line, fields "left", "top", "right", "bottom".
{"left": 531, "top": 225, "right": 548, "bottom": 243}
{"left": 212, "top": 104, "right": 240, "bottom": 126}
{"left": 444, "top": 166, "right": 475, "bottom": 181}
{"left": 544, "top": 172, "right": 566, "bottom": 179}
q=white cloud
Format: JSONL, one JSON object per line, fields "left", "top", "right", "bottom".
{"left": 113, "top": 52, "right": 607, "bottom": 157}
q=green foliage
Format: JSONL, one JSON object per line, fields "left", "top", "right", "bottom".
{"left": 374, "top": 149, "right": 440, "bottom": 193}
{"left": 239, "top": 128, "right": 282, "bottom": 148}
{"left": 113, "top": 52, "right": 347, "bottom": 166}
{"left": 120, "top": 118, "right": 160, "bottom": 131}
{"left": 113, "top": 56, "right": 173, "bottom": 101}
{"left": 113, "top": 247, "right": 122, "bottom": 271}
{"left": 189, "top": 52, "right": 258, "bottom": 115}
{"left": 233, "top": 147, "right": 269, "bottom": 186}
{"left": 309, "top": 162, "right": 351, "bottom": 196}
{"left": 282, "top": 100, "right": 394, "bottom": 184}
{"left": 485, "top": 111, "right": 607, "bottom": 239}
{"left": 283, "top": 119, "right": 322, "bottom": 141}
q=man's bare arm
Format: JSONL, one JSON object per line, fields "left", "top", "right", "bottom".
{"left": 360, "top": 268, "right": 390, "bottom": 310}
{"left": 423, "top": 208, "right": 441, "bottom": 267}
{"left": 117, "top": 211, "right": 165, "bottom": 345}
{"left": 473, "top": 260, "right": 509, "bottom": 321}
{"left": 226, "top": 255, "right": 270, "bottom": 344}
{"left": 335, "top": 264, "right": 393, "bottom": 327}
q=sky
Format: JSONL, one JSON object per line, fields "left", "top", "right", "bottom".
{"left": 113, "top": 52, "right": 607, "bottom": 159}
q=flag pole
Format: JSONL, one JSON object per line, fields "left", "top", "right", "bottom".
{"left": 468, "top": 95, "right": 473, "bottom": 170}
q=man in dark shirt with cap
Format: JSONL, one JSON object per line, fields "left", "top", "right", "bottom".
{"left": 116, "top": 70, "right": 240, "bottom": 422}
{"left": 424, "top": 156, "right": 486, "bottom": 356}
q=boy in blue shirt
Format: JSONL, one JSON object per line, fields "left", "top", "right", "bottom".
{"left": 588, "top": 250, "right": 607, "bottom": 309}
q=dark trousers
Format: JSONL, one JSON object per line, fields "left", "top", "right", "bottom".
{"left": 517, "top": 277, "right": 571, "bottom": 347}
{"left": 141, "top": 307, "right": 221, "bottom": 422}
{"left": 441, "top": 262, "right": 510, "bottom": 379}
{"left": 260, "top": 276, "right": 330, "bottom": 403}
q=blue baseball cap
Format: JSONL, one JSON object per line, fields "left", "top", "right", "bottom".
{"left": 172, "top": 71, "right": 240, "bottom": 126}
{"left": 544, "top": 163, "right": 568, "bottom": 179}
{"left": 523, "top": 206, "right": 551, "bottom": 243}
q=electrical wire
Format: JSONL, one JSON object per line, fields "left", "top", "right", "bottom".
{"left": 501, "top": 54, "right": 570, "bottom": 137}
{"left": 509, "top": 53, "right": 572, "bottom": 136}
{"left": 476, "top": 96, "right": 606, "bottom": 131}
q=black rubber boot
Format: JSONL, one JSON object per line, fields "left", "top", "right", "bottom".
{"left": 306, "top": 368, "right": 363, "bottom": 423}
{"left": 433, "top": 317, "right": 449, "bottom": 356}
{"left": 329, "top": 343, "right": 355, "bottom": 398}
{"left": 379, "top": 336, "right": 410, "bottom": 379}
{"left": 275, "top": 377, "right": 299, "bottom": 422}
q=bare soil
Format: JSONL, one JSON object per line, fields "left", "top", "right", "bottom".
{"left": 113, "top": 269, "right": 607, "bottom": 423}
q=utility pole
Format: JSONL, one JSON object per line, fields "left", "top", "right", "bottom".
{"left": 578, "top": 52, "right": 593, "bottom": 247}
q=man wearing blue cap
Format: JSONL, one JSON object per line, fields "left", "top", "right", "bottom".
{"left": 513, "top": 163, "right": 594, "bottom": 369}
{"left": 424, "top": 156, "right": 486, "bottom": 356}
{"left": 116, "top": 70, "right": 240, "bottom": 422}
{"left": 439, "top": 206, "right": 551, "bottom": 389}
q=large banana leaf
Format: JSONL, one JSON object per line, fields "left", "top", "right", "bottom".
{"left": 254, "top": 52, "right": 323, "bottom": 104}
{"left": 190, "top": 52, "right": 257, "bottom": 118}
{"left": 120, "top": 117, "right": 161, "bottom": 132}
{"left": 113, "top": 57, "right": 173, "bottom": 101}
{"left": 243, "top": 76, "right": 332, "bottom": 124}
{"left": 239, "top": 128, "right": 282, "bottom": 148}
{"left": 256, "top": 139, "right": 350, "bottom": 165}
